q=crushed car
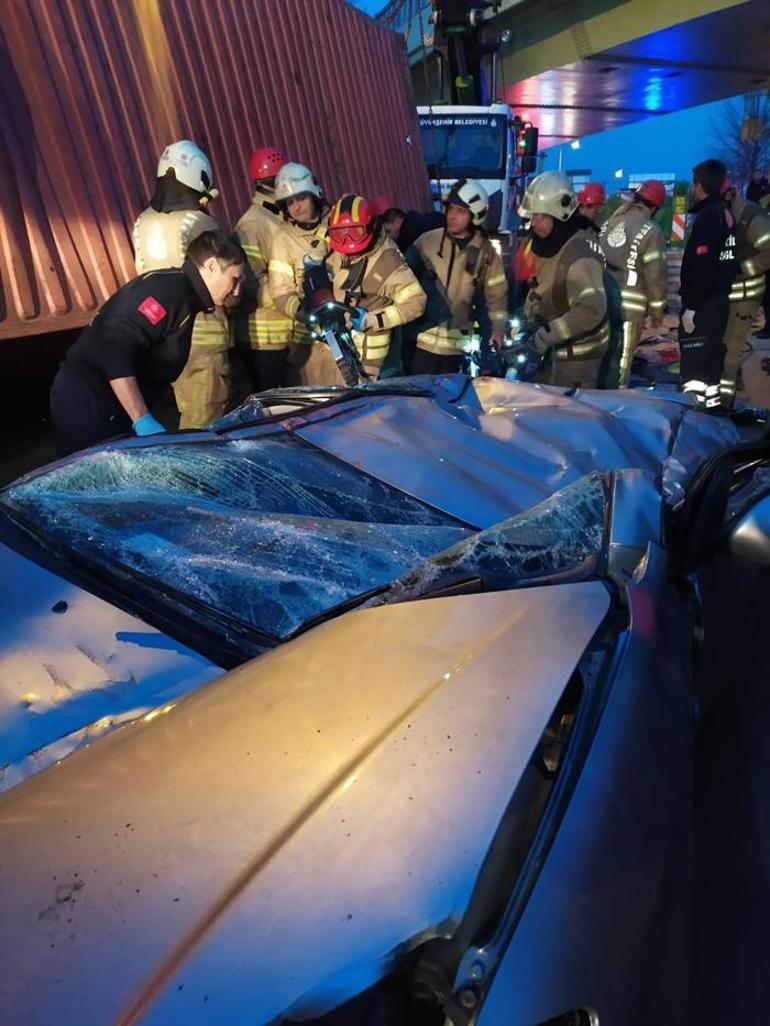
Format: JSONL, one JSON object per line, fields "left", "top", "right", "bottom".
{"left": 0, "top": 375, "right": 769, "bottom": 1026}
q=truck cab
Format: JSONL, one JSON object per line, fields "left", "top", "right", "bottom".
{"left": 417, "top": 103, "right": 516, "bottom": 238}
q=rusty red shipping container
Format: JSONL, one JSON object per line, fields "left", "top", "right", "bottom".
{"left": 0, "top": 0, "right": 431, "bottom": 339}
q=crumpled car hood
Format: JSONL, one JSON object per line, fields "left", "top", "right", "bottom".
{"left": 0, "top": 541, "right": 222, "bottom": 790}
{"left": 0, "top": 582, "right": 608, "bottom": 1025}
{"left": 293, "top": 378, "right": 745, "bottom": 521}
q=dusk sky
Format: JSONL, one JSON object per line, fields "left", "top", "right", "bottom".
{"left": 349, "top": 0, "right": 747, "bottom": 188}
{"left": 539, "top": 97, "right": 738, "bottom": 188}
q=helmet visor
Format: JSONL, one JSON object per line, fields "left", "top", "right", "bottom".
{"left": 330, "top": 225, "right": 368, "bottom": 246}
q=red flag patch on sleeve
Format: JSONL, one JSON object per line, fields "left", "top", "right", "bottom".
{"left": 696, "top": 244, "right": 709, "bottom": 255}
{"left": 137, "top": 296, "right": 167, "bottom": 325}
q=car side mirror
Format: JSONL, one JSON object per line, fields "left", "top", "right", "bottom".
{"left": 727, "top": 493, "right": 770, "bottom": 565}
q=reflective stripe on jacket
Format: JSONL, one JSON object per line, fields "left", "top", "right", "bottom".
{"left": 599, "top": 201, "right": 667, "bottom": 322}
{"left": 326, "top": 234, "right": 426, "bottom": 363}
{"left": 407, "top": 227, "right": 508, "bottom": 356}
{"left": 133, "top": 207, "right": 231, "bottom": 349}
{"left": 234, "top": 194, "right": 295, "bottom": 349}
{"left": 526, "top": 235, "right": 608, "bottom": 358}
{"left": 268, "top": 218, "right": 329, "bottom": 342}
{"left": 728, "top": 194, "right": 770, "bottom": 302}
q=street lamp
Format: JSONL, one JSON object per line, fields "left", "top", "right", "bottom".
{"left": 558, "top": 140, "right": 580, "bottom": 171}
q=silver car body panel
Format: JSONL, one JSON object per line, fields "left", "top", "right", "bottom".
{"left": 728, "top": 492, "right": 770, "bottom": 565}
{"left": 476, "top": 545, "right": 694, "bottom": 1025}
{"left": 0, "top": 541, "right": 221, "bottom": 791}
{"left": 0, "top": 583, "right": 609, "bottom": 1025}
{"left": 291, "top": 380, "right": 743, "bottom": 525}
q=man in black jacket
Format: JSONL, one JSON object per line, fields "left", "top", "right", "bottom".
{"left": 50, "top": 231, "right": 245, "bottom": 456}
{"left": 374, "top": 201, "right": 445, "bottom": 254}
{"left": 746, "top": 170, "right": 769, "bottom": 204}
{"left": 679, "top": 160, "right": 737, "bottom": 410}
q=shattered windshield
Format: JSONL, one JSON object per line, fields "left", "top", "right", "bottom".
{"left": 1, "top": 438, "right": 469, "bottom": 642}
{"left": 1, "top": 441, "right": 608, "bottom": 648}
{"left": 371, "top": 473, "right": 608, "bottom": 607}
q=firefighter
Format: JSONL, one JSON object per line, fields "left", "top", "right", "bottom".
{"left": 517, "top": 171, "right": 609, "bottom": 388}
{"left": 133, "top": 140, "right": 237, "bottom": 428}
{"left": 721, "top": 179, "right": 770, "bottom": 405}
{"left": 754, "top": 183, "right": 770, "bottom": 339}
{"left": 577, "top": 182, "right": 606, "bottom": 238}
{"left": 406, "top": 179, "right": 507, "bottom": 375}
{"left": 233, "top": 146, "right": 291, "bottom": 390}
{"left": 50, "top": 232, "right": 245, "bottom": 456}
{"left": 324, "top": 194, "right": 426, "bottom": 381}
{"left": 268, "top": 162, "right": 331, "bottom": 386}
{"left": 598, "top": 178, "right": 668, "bottom": 387}
{"left": 679, "top": 159, "right": 737, "bottom": 411}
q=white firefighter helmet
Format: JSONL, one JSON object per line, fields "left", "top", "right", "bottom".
{"left": 156, "top": 140, "right": 218, "bottom": 197}
{"left": 447, "top": 178, "right": 489, "bottom": 226}
{"left": 518, "top": 172, "right": 577, "bottom": 222}
{"left": 274, "top": 162, "right": 323, "bottom": 204}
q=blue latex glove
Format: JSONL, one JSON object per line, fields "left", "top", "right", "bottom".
{"left": 132, "top": 413, "right": 167, "bottom": 436}
{"left": 348, "top": 306, "right": 367, "bottom": 332}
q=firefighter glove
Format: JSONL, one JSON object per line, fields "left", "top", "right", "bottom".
{"left": 348, "top": 307, "right": 367, "bottom": 332}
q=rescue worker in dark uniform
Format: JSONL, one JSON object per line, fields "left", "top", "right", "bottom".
{"left": 406, "top": 179, "right": 508, "bottom": 375}
{"left": 722, "top": 179, "right": 770, "bottom": 405}
{"left": 679, "top": 160, "right": 737, "bottom": 411}
{"left": 599, "top": 178, "right": 668, "bottom": 387}
{"left": 518, "top": 172, "right": 609, "bottom": 388}
{"left": 50, "top": 232, "right": 245, "bottom": 456}
{"left": 746, "top": 170, "right": 769, "bottom": 204}
{"left": 372, "top": 198, "right": 445, "bottom": 254}
{"left": 369, "top": 197, "right": 443, "bottom": 372}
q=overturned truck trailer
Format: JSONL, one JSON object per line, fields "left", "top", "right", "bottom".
{"left": 0, "top": 0, "right": 430, "bottom": 340}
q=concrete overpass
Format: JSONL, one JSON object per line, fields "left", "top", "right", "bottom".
{"left": 388, "top": 0, "right": 769, "bottom": 145}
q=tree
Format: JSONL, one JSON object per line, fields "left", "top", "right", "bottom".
{"left": 713, "top": 91, "right": 770, "bottom": 185}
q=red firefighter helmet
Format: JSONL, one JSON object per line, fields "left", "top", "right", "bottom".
{"left": 369, "top": 195, "right": 398, "bottom": 218}
{"left": 328, "top": 194, "right": 376, "bottom": 254}
{"left": 578, "top": 182, "right": 606, "bottom": 207}
{"left": 248, "top": 146, "right": 288, "bottom": 182}
{"left": 636, "top": 178, "right": 666, "bottom": 209}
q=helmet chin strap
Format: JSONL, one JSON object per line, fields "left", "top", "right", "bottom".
{"left": 198, "top": 188, "right": 219, "bottom": 208}
{"left": 291, "top": 216, "right": 321, "bottom": 230}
